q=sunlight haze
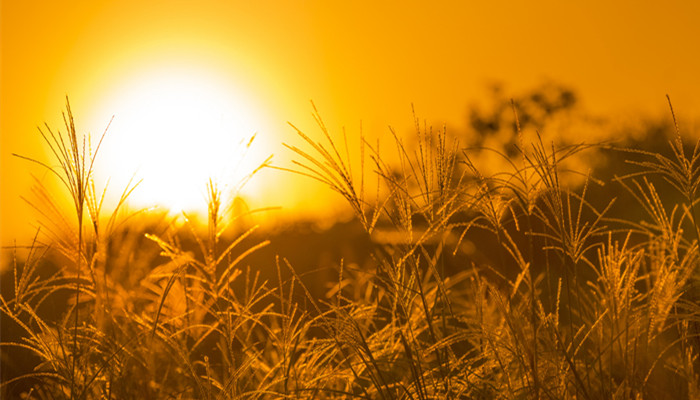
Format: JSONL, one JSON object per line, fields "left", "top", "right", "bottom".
{"left": 86, "top": 63, "right": 272, "bottom": 214}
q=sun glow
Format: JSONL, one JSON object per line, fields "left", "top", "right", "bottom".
{"left": 87, "top": 64, "right": 271, "bottom": 215}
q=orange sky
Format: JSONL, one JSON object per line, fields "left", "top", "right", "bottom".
{"left": 3, "top": 1, "right": 700, "bottom": 249}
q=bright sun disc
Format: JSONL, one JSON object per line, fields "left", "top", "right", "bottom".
{"left": 87, "top": 64, "right": 270, "bottom": 215}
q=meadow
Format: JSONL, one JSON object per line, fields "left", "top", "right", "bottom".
{"left": 2, "top": 89, "right": 700, "bottom": 399}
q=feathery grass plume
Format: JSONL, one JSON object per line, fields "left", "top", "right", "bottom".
{"left": 139, "top": 154, "right": 305, "bottom": 397}
{"left": 622, "top": 98, "right": 700, "bottom": 219}
{"left": 278, "top": 102, "right": 384, "bottom": 234}
{"left": 11, "top": 97, "right": 113, "bottom": 397}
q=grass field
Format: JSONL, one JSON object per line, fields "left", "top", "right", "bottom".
{"left": 2, "top": 96, "right": 700, "bottom": 399}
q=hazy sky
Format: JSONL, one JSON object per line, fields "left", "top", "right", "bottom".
{"left": 3, "top": 0, "right": 700, "bottom": 248}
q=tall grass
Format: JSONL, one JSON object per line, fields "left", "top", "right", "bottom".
{"left": 2, "top": 98, "right": 700, "bottom": 399}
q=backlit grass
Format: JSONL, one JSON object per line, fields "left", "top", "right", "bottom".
{"left": 2, "top": 97, "right": 699, "bottom": 399}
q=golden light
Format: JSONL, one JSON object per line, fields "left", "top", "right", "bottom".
{"left": 86, "top": 63, "right": 272, "bottom": 215}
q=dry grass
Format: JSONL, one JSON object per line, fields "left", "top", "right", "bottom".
{"left": 2, "top": 97, "right": 700, "bottom": 399}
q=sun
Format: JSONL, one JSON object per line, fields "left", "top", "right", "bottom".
{"left": 86, "top": 63, "right": 271, "bottom": 216}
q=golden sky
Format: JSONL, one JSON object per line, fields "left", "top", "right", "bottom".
{"left": 3, "top": 0, "right": 700, "bottom": 248}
